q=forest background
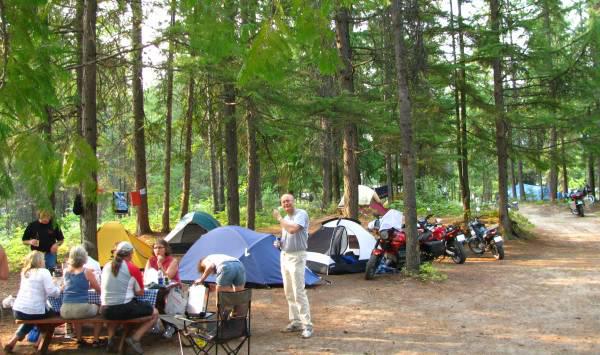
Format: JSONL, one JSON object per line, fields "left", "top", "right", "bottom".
{"left": 0, "top": 0, "right": 598, "bottom": 271}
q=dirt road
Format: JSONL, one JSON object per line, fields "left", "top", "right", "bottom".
{"left": 1, "top": 203, "right": 599, "bottom": 354}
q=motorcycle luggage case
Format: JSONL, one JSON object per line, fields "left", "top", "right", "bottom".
{"left": 422, "top": 240, "right": 444, "bottom": 256}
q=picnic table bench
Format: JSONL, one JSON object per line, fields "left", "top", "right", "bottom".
{"left": 15, "top": 314, "right": 154, "bottom": 354}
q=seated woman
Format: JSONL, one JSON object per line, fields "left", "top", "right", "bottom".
{"left": 143, "top": 239, "right": 180, "bottom": 314}
{"left": 4, "top": 251, "right": 60, "bottom": 353}
{"left": 61, "top": 245, "right": 102, "bottom": 347}
{"left": 101, "top": 242, "right": 158, "bottom": 354}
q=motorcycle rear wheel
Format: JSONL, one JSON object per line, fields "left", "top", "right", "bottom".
{"left": 577, "top": 204, "right": 584, "bottom": 217}
{"left": 491, "top": 243, "right": 505, "bottom": 260}
{"left": 467, "top": 238, "right": 484, "bottom": 255}
{"left": 365, "top": 254, "right": 382, "bottom": 280}
{"left": 450, "top": 240, "right": 467, "bottom": 264}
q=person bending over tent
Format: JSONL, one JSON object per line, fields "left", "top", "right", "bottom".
{"left": 194, "top": 254, "right": 246, "bottom": 296}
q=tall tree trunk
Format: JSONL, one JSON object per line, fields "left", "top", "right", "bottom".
{"left": 589, "top": 155, "right": 596, "bottom": 199}
{"left": 490, "top": 0, "right": 512, "bottom": 236}
{"left": 321, "top": 117, "right": 332, "bottom": 209}
{"left": 541, "top": 0, "right": 559, "bottom": 201}
{"left": 81, "top": 0, "right": 98, "bottom": 259}
{"left": 131, "top": 0, "right": 151, "bottom": 235}
{"left": 256, "top": 158, "right": 262, "bottom": 211}
{"left": 180, "top": 77, "right": 195, "bottom": 218}
{"left": 561, "top": 137, "right": 568, "bottom": 195}
{"left": 224, "top": 82, "right": 239, "bottom": 225}
{"left": 246, "top": 108, "right": 258, "bottom": 230}
{"left": 332, "top": 138, "right": 341, "bottom": 205}
{"left": 43, "top": 106, "right": 56, "bottom": 209}
{"left": 161, "top": 0, "right": 176, "bottom": 233}
{"left": 208, "top": 96, "right": 219, "bottom": 214}
{"left": 518, "top": 159, "right": 526, "bottom": 201}
{"left": 335, "top": 6, "right": 359, "bottom": 220}
{"left": 218, "top": 143, "right": 225, "bottom": 212}
{"left": 320, "top": 75, "right": 334, "bottom": 209}
{"left": 385, "top": 153, "right": 393, "bottom": 203}
{"left": 391, "top": 0, "right": 419, "bottom": 272}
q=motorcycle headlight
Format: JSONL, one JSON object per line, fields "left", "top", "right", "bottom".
{"left": 380, "top": 230, "right": 389, "bottom": 240}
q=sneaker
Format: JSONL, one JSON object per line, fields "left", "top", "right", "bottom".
{"left": 301, "top": 328, "right": 313, "bottom": 339}
{"left": 125, "top": 337, "right": 144, "bottom": 354}
{"left": 163, "top": 325, "right": 176, "bottom": 339}
{"left": 281, "top": 323, "right": 303, "bottom": 333}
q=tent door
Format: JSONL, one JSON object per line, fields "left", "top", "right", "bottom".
{"left": 328, "top": 226, "right": 349, "bottom": 258}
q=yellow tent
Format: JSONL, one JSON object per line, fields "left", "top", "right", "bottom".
{"left": 97, "top": 221, "right": 153, "bottom": 268}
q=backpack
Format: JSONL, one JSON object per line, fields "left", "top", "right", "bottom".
{"left": 73, "top": 194, "right": 83, "bottom": 215}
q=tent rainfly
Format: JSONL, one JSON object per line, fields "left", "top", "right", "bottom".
{"left": 306, "top": 218, "right": 377, "bottom": 274}
{"left": 164, "top": 211, "right": 220, "bottom": 254}
{"left": 97, "top": 221, "right": 153, "bottom": 268}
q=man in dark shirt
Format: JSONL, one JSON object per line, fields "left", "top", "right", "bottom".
{"left": 22, "top": 210, "right": 64, "bottom": 271}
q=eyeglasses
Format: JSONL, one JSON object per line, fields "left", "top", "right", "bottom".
{"left": 153, "top": 246, "right": 165, "bottom": 249}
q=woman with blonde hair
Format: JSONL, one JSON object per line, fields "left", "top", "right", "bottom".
{"left": 4, "top": 251, "right": 59, "bottom": 352}
{"left": 61, "top": 245, "right": 103, "bottom": 347}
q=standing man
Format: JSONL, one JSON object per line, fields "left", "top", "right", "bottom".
{"left": 22, "top": 210, "right": 64, "bottom": 271}
{"left": 272, "top": 193, "right": 313, "bottom": 339}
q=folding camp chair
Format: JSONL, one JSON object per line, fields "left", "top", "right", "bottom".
{"left": 180, "top": 289, "right": 252, "bottom": 355}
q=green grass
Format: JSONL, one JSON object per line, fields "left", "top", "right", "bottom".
{"left": 416, "top": 262, "right": 447, "bottom": 282}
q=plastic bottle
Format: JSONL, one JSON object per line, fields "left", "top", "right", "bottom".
{"left": 158, "top": 269, "right": 164, "bottom": 286}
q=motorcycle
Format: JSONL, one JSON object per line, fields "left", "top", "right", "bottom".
{"left": 417, "top": 216, "right": 467, "bottom": 264}
{"left": 365, "top": 210, "right": 466, "bottom": 280}
{"left": 467, "top": 208, "right": 505, "bottom": 259}
{"left": 568, "top": 189, "right": 585, "bottom": 217}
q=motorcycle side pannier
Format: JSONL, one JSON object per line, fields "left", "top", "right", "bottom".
{"left": 422, "top": 240, "right": 444, "bottom": 257}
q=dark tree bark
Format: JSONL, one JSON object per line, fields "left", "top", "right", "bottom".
{"left": 332, "top": 137, "right": 341, "bottom": 205}
{"left": 180, "top": 77, "right": 195, "bottom": 218}
{"left": 131, "top": 0, "right": 151, "bottom": 235}
{"left": 161, "top": 0, "right": 176, "bottom": 233}
{"left": 391, "top": 0, "right": 419, "bottom": 272}
{"left": 561, "top": 136, "right": 568, "bottom": 195}
{"left": 385, "top": 153, "right": 393, "bottom": 204}
{"left": 589, "top": 155, "right": 596, "bottom": 199}
{"left": 218, "top": 136, "right": 225, "bottom": 212}
{"left": 224, "top": 82, "right": 239, "bottom": 225}
{"left": 256, "top": 158, "right": 262, "bottom": 211}
{"left": 208, "top": 91, "right": 219, "bottom": 215}
{"left": 450, "top": 0, "right": 470, "bottom": 222}
{"left": 81, "top": 0, "right": 98, "bottom": 259}
{"left": 335, "top": 6, "right": 359, "bottom": 219}
{"left": 321, "top": 116, "right": 333, "bottom": 209}
{"left": 518, "top": 159, "right": 526, "bottom": 201}
{"left": 246, "top": 108, "right": 258, "bottom": 230}
{"left": 490, "top": 0, "right": 513, "bottom": 236}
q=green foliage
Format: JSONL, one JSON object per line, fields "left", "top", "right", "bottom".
{"left": 12, "top": 133, "right": 61, "bottom": 212}
{"left": 62, "top": 136, "right": 99, "bottom": 201}
{"left": 416, "top": 262, "right": 447, "bottom": 282}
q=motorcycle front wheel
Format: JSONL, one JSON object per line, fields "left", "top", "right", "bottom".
{"left": 365, "top": 254, "right": 383, "bottom": 280}
{"left": 577, "top": 204, "right": 585, "bottom": 217}
{"left": 467, "top": 238, "right": 484, "bottom": 255}
{"left": 491, "top": 243, "right": 505, "bottom": 260}
{"left": 450, "top": 240, "right": 467, "bottom": 264}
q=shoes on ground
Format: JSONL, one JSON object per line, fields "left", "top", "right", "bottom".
{"left": 281, "top": 322, "right": 303, "bottom": 333}
{"left": 125, "top": 336, "right": 144, "bottom": 354}
{"left": 301, "top": 328, "right": 313, "bottom": 339}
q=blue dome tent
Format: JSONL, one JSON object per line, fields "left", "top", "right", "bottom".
{"left": 179, "top": 226, "right": 321, "bottom": 286}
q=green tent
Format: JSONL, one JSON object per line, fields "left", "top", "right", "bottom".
{"left": 164, "top": 211, "right": 221, "bottom": 253}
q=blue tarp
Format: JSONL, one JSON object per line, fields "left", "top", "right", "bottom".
{"left": 508, "top": 184, "right": 550, "bottom": 201}
{"left": 179, "top": 226, "right": 321, "bottom": 286}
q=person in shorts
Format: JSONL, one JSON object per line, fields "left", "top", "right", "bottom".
{"left": 194, "top": 254, "right": 246, "bottom": 294}
{"left": 101, "top": 242, "right": 158, "bottom": 354}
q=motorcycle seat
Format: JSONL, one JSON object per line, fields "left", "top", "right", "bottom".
{"left": 418, "top": 231, "right": 433, "bottom": 242}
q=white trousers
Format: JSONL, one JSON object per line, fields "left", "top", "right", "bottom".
{"left": 280, "top": 251, "right": 312, "bottom": 329}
